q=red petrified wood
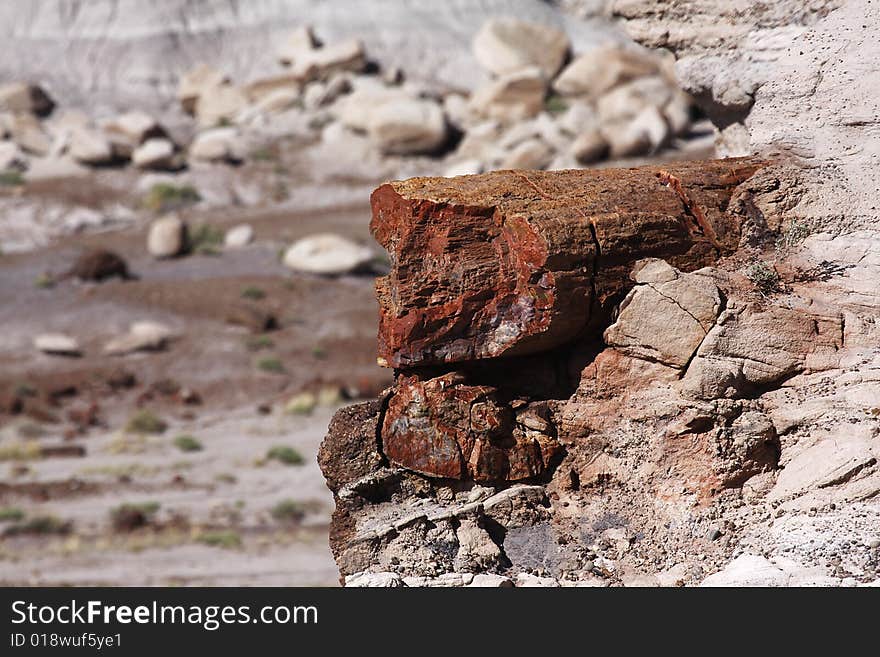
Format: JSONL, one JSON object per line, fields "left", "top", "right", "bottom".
{"left": 370, "top": 158, "right": 763, "bottom": 370}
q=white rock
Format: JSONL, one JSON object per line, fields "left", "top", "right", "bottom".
{"left": 344, "top": 571, "right": 403, "bottom": 587}
{"left": 195, "top": 83, "right": 247, "bottom": 128}
{"left": 104, "top": 321, "right": 174, "bottom": 355}
{"left": 189, "top": 127, "right": 243, "bottom": 163}
{"left": 132, "top": 138, "right": 176, "bottom": 170}
{"left": 600, "top": 119, "right": 651, "bottom": 158}
{"left": 34, "top": 333, "right": 81, "bottom": 357}
{"left": 0, "top": 82, "right": 54, "bottom": 115}
{"left": 147, "top": 215, "right": 186, "bottom": 259}
{"left": 224, "top": 224, "right": 254, "bottom": 248}
{"left": 629, "top": 105, "right": 670, "bottom": 150}
{"left": 468, "top": 574, "right": 514, "bottom": 587}
{"left": 699, "top": 554, "right": 790, "bottom": 587}
{"left": 570, "top": 129, "right": 608, "bottom": 164}
{"left": 596, "top": 75, "right": 674, "bottom": 124}
{"left": 515, "top": 573, "right": 560, "bottom": 587}
{"left": 663, "top": 91, "right": 693, "bottom": 137}
{"left": 283, "top": 233, "right": 373, "bottom": 275}
{"left": 8, "top": 113, "right": 51, "bottom": 156}
{"left": 558, "top": 101, "right": 598, "bottom": 136}
{"left": 103, "top": 111, "right": 162, "bottom": 153}
{"left": 68, "top": 126, "right": 114, "bottom": 165}
{"left": 500, "top": 137, "right": 553, "bottom": 170}
{"left": 470, "top": 66, "right": 547, "bottom": 124}
{"left": 302, "top": 75, "right": 351, "bottom": 111}
{"left": 366, "top": 98, "right": 447, "bottom": 155}
{"left": 291, "top": 39, "right": 366, "bottom": 82}
{"left": 472, "top": 17, "right": 570, "bottom": 78}
{"left": 178, "top": 64, "right": 228, "bottom": 114}
{"left": 254, "top": 88, "right": 300, "bottom": 115}
{"left": 553, "top": 45, "right": 660, "bottom": 99}
{"left": 0, "top": 141, "right": 27, "bottom": 170}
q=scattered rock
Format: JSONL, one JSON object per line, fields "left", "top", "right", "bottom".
{"left": 553, "top": 45, "right": 660, "bottom": 99}
{"left": 468, "top": 574, "right": 514, "bottom": 587}
{"left": 366, "top": 98, "right": 448, "bottom": 155}
{"left": 277, "top": 26, "right": 318, "bottom": 67}
{"left": 195, "top": 82, "right": 247, "bottom": 128}
{"left": 344, "top": 571, "right": 403, "bottom": 587}
{"left": 515, "top": 572, "right": 560, "bottom": 587}
{"left": 499, "top": 137, "right": 553, "bottom": 170}
{"left": 470, "top": 66, "right": 547, "bottom": 123}
{"left": 444, "top": 158, "right": 483, "bottom": 177}
{"left": 286, "top": 39, "right": 366, "bottom": 82}
{"left": 699, "top": 554, "right": 789, "bottom": 587}
{"left": 570, "top": 128, "right": 608, "bottom": 164}
{"left": 147, "top": 215, "right": 186, "bottom": 259}
{"left": 103, "top": 111, "right": 164, "bottom": 156}
{"left": 596, "top": 75, "right": 674, "bottom": 124}
{"left": 34, "top": 333, "right": 81, "bottom": 357}
{"left": 283, "top": 233, "right": 374, "bottom": 275}
{"left": 224, "top": 224, "right": 254, "bottom": 248}
{"left": 189, "top": 127, "right": 244, "bottom": 163}
{"left": 0, "top": 82, "right": 54, "bottom": 116}
{"left": 68, "top": 126, "right": 114, "bottom": 165}
{"left": 132, "top": 138, "right": 176, "bottom": 170}
{"left": 8, "top": 113, "right": 51, "bottom": 156}
{"left": 64, "top": 249, "right": 131, "bottom": 282}
{"left": 0, "top": 141, "right": 27, "bottom": 171}
{"left": 178, "top": 64, "right": 229, "bottom": 115}
{"left": 472, "top": 17, "right": 570, "bottom": 79}
{"left": 104, "top": 321, "right": 174, "bottom": 356}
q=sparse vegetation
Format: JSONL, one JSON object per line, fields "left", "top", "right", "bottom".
{"left": 0, "top": 170, "right": 24, "bottom": 187}
{"left": 284, "top": 392, "right": 316, "bottom": 415}
{"left": 256, "top": 357, "right": 285, "bottom": 374}
{"left": 0, "top": 507, "right": 25, "bottom": 522}
{"left": 173, "top": 435, "right": 203, "bottom": 452}
{"left": 311, "top": 346, "right": 327, "bottom": 360}
{"left": 141, "top": 183, "right": 201, "bottom": 213}
{"left": 188, "top": 223, "right": 224, "bottom": 255}
{"left": 110, "top": 502, "right": 160, "bottom": 531}
{"left": 241, "top": 286, "right": 266, "bottom": 300}
{"left": 775, "top": 219, "right": 813, "bottom": 255}
{"left": 125, "top": 409, "right": 168, "bottom": 435}
{"left": 13, "top": 383, "right": 36, "bottom": 398}
{"left": 34, "top": 272, "right": 55, "bottom": 289}
{"left": 746, "top": 261, "right": 781, "bottom": 294}
{"left": 197, "top": 530, "right": 242, "bottom": 549}
{"left": 0, "top": 440, "right": 42, "bottom": 461}
{"left": 266, "top": 445, "right": 304, "bottom": 466}
{"left": 3, "top": 515, "right": 71, "bottom": 536}
{"left": 270, "top": 499, "right": 306, "bottom": 523}
{"left": 250, "top": 145, "right": 278, "bottom": 161}
{"left": 545, "top": 94, "right": 568, "bottom": 114}
{"left": 246, "top": 335, "right": 274, "bottom": 351}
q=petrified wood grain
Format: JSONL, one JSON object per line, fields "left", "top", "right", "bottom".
{"left": 370, "top": 158, "right": 763, "bottom": 369}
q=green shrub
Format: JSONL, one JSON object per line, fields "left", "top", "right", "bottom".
{"left": 746, "top": 261, "right": 780, "bottom": 294}
{"left": 141, "top": 183, "right": 201, "bottom": 213}
{"left": 0, "top": 507, "right": 25, "bottom": 522}
{"left": 188, "top": 223, "right": 224, "bottom": 256}
{"left": 246, "top": 335, "right": 274, "bottom": 351}
{"left": 256, "top": 357, "right": 285, "bottom": 374}
{"left": 241, "top": 286, "right": 266, "bottom": 300}
{"left": 125, "top": 410, "right": 168, "bottom": 435}
{"left": 4, "top": 515, "right": 70, "bottom": 536}
{"left": 173, "top": 435, "right": 203, "bottom": 452}
{"left": 270, "top": 499, "right": 306, "bottom": 523}
{"left": 110, "top": 502, "right": 160, "bottom": 531}
{"left": 545, "top": 94, "right": 568, "bottom": 114}
{"left": 197, "top": 530, "right": 242, "bottom": 549}
{"left": 0, "top": 170, "right": 24, "bottom": 187}
{"left": 266, "top": 445, "right": 304, "bottom": 466}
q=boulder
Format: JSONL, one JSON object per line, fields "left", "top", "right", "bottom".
{"left": 443, "top": 158, "right": 483, "bottom": 177}
{"left": 8, "top": 113, "right": 51, "bottom": 156}
{"left": 302, "top": 75, "right": 351, "bottom": 111}
{"left": 0, "top": 82, "right": 54, "bottom": 116}
{"left": 332, "top": 84, "right": 409, "bottom": 132}
{"left": 147, "top": 215, "right": 186, "bottom": 259}
{"left": 604, "top": 262, "right": 722, "bottom": 368}
{"left": 469, "top": 66, "right": 547, "bottom": 123}
{"left": 499, "top": 137, "right": 553, "bottom": 170}
{"left": 104, "top": 321, "right": 174, "bottom": 355}
{"left": 132, "top": 138, "right": 176, "bottom": 170}
{"left": 195, "top": 82, "right": 247, "bottom": 128}
{"left": 224, "top": 224, "right": 254, "bottom": 248}
{"left": 252, "top": 88, "right": 300, "bottom": 114}
{"left": 188, "top": 128, "right": 243, "bottom": 163}
{"left": 34, "top": 333, "right": 81, "bottom": 357}
{"left": 0, "top": 141, "right": 27, "bottom": 171}
{"left": 699, "top": 555, "right": 790, "bottom": 587}
{"left": 596, "top": 75, "right": 675, "bottom": 124}
{"left": 282, "top": 233, "right": 373, "bottom": 275}
{"left": 553, "top": 45, "right": 661, "bottom": 99}
{"left": 243, "top": 74, "right": 302, "bottom": 104}
{"left": 178, "top": 64, "right": 228, "bottom": 114}
{"left": 663, "top": 91, "right": 693, "bottom": 137}
{"left": 472, "top": 17, "right": 570, "bottom": 79}
{"left": 366, "top": 98, "right": 447, "bottom": 155}
{"left": 103, "top": 111, "right": 164, "bottom": 157}
{"left": 68, "top": 126, "right": 114, "bottom": 165}
{"left": 344, "top": 572, "right": 403, "bottom": 588}
{"left": 287, "top": 39, "right": 367, "bottom": 82}
{"left": 570, "top": 128, "right": 608, "bottom": 164}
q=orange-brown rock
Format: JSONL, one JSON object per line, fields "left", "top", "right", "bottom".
{"left": 370, "top": 158, "right": 763, "bottom": 368}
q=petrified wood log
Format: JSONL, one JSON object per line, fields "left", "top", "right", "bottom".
{"left": 371, "top": 158, "right": 763, "bottom": 369}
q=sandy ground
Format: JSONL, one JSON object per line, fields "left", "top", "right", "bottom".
{"left": 0, "top": 162, "right": 392, "bottom": 586}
